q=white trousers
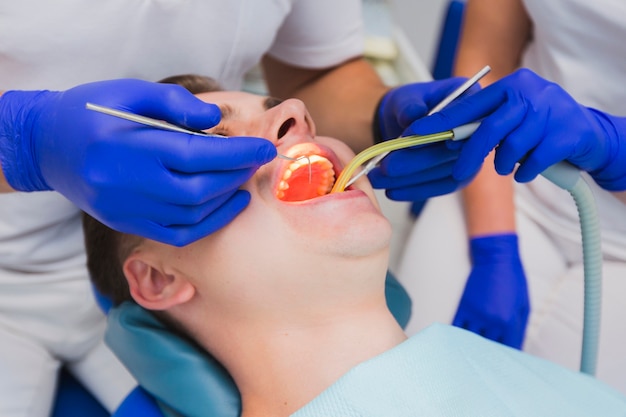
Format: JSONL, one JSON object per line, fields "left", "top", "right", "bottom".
{"left": 0, "top": 265, "right": 136, "bottom": 417}
{"left": 397, "top": 192, "right": 626, "bottom": 395}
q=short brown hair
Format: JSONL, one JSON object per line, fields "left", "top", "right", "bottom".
{"left": 84, "top": 74, "right": 222, "bottom": 306}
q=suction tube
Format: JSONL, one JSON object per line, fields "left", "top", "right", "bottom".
{"left": 334, "top": 129, "right": 603, "bottom": 375}
{"left": 540, "top": 162, "right": 601, "bottom": 376}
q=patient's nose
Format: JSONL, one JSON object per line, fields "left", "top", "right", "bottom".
{"left": 266, "top": 99, "right": 316, "bottom": 142}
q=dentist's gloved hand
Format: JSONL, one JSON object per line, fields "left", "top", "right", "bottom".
{"left": 453, "top": 234, "right": 529, "bottom": 349}
{"left": 408, "top": 68, "right": 626, "bottom": 191}
{"left": 0, "top": 79, "right": 277, "bottom": 246}
{"left": 368, "top": 77, "right": 482, "bottom": 201}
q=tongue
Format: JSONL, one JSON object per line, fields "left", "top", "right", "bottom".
{"left": 279, "top": 163, "right": 334, "bottom": 202}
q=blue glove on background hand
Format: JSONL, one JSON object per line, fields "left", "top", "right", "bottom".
{"left": 368, "top": 77, "right": 481, "bottom": 201}
{"left": 0, "top": 79, "right": 277, "bottom": 246}
{"left": 408, "top": 68, "right": 626, "bottom": 191}
{"left": 453, "top": 233, "right": 529, "bottom": 349}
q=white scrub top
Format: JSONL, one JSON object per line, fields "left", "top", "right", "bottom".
{"left": 517, "top": 0, "right": 626, "bottom": 263}
{"left": 0, "top": 0, "right": 364, "bottom": 275}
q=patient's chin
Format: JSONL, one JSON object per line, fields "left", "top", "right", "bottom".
{"left": 335, "top": 217, "right": 392, "bottom": 257}
{"left": 296, "top": 212, "right": 392, "bottom": 260}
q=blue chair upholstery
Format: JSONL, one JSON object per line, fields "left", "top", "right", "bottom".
{"left": 52, "top": 368, "right": 109, "bottom": 417}
{"left": 431, "top": 0, "right": 467, "bottom": 80}
{"left": 113, "top": 386, "right": 164, "bottom": 417}
{"left": 53, "top": 379, "right": 163, "bottom": 417}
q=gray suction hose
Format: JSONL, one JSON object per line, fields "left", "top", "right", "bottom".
{"left": 540, "top": 162, "right": 602, "bottom": 375}
{"left": 457, "top": 122, "right": 602, "bottom": 374}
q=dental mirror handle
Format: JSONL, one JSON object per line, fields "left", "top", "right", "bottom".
{"left": 85, "top": 102, "right": 227, "bottom": 138}
{"left": 427, "top": 65, "right": 491, "bottom": 115}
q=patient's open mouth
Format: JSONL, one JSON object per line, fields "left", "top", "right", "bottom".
{"left": 276, "top": 154, "right": 337, "bottom": 202}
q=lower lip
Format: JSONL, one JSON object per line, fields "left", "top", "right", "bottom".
{"left": 280, "top": 188, "right": 367, "bottom": 205}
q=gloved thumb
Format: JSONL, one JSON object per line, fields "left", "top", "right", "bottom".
{"left": 136, "top": 85, "right": 222, "bottom": 132}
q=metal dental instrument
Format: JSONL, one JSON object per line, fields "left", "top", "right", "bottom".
{"left": 343, "top": 65, "right": 491, "bottom": 188}
{"left": 86, "top": 102, "right": 228, "bottom": 138}
{"left": 85, "top": 102, "right": 312, "bottom": 181}
{"left": 278, "top": 154, "right": 312, "bottom": 183}
{"left": 426, "top": 64, "right": 491, "bottom": 115}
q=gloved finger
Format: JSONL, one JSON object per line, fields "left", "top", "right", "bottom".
{"left": 421, "top": 77, "right": 481, "bottom": 111}
{"left": 403, "top": 70, "right": 546, "bottom": 140}
{"left": 452, "top": 97, "right": 527, "bottom": 181}
{"left": 463, "top": 317, "right": 508, "bottom": 343}
{"left": 148, "top": 167, "right": 258, "bottom": 206}
{"left": 379, "top": 89, "right": 428, "bottom": 134}
{"left": 479, "top": 325, "right": 507, "bottom": 343}
{"left": 401, "top": 87, "right": 501, "bottom": 137}
{"left": 445, "top": 139, "right": 464, "bottom": 151}
{"left": 118, "top": 190, "right": 251, "bottom": 245}
{"left": 500, "top": 324, "right": 525, "bottom": 349}
{"left": 125, "top": 190, "right": 239, "bottom": 227}
{"left": 144, "top": 132, "right": 277, "bottom": 172}
{"left": 454, "top": 317, "right": 492, "bottom": 339}
{"left": 369, "top": 159, "right": 457, "bottom": 189}
{"left": 493, "top": 106, "right": 548, "bottom": 176}
{"left": 381, "top": 77, "right": 477, "bottom": 132}
{"left": 384, "top": 176, "right": 466, "bottom": 201}
{"left": 452, "top": 315, "right": 471, "bottom": 330}
{"left": 128, "top": 82, "right": 222, "bottom": 130}
{"left": 513, "top": 131, "right": 572, "bottom": 183}
{"left": 376, "top": 142, "right": 461, "bottom": 176}
{"left": 155, "top": 190, "right": 252, "bottom": 246}
{"left": 491, "top": 78, "right": 570, "bottom": 179}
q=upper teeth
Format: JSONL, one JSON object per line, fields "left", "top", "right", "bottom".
{"left": 277, "top": 154, "right": 336, "bottom": 199}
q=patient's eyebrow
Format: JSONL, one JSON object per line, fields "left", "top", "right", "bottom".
{"left": 217, "top": 97, "right": 283, "bottom": 122}
{"left": 264, "top": 96, "right": 284, "bottom": 110}
{"left": 218, "top": 103, "right": 234, "bottom": 120}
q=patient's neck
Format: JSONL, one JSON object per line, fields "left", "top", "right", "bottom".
{"left": 189, "top": 259, "right": 407, "bottom": 417}
{"left": 239, "top": 300, "right": 405, "bottom": 417}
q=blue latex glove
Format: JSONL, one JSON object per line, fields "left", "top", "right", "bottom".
{"left": 113, "top": 386, "right": 164, "bottom": 417}
{"left": 368, "top": 77, "right": 482, "bottom": 201}
{"left": 453, "top": 234, "right": 529, "bottom": 349}
{"left": 0, "top": 80, "right": 277, "bottom": 246}
{"left": 407, "top": 68, "right": 626, "bottom": 191}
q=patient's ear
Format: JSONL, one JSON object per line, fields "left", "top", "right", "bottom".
{"left": 123, "top": 253, "right": 195, "bottom": 311}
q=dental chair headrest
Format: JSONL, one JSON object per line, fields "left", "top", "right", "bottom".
{"left": 106, "top": 302, "right": 241, "bottom": 417}
{"left": 105, "top": 271, "right": 410, "bottom": 416}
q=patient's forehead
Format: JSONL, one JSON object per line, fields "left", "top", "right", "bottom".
{"left": 195, "top": 90, "right": 266, "bottom": 115}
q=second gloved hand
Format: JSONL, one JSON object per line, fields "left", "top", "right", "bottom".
{"left": 407, "top": 69, "right": 626, "bottom": 191}
{"left": 368, "top": 77, "right": 481, "bottom": 201}
{"left": 0, "top": 80, "right": 277, "bottom": 246}
{"left": 453, "top": 234, "right": 530, "bottom": 349}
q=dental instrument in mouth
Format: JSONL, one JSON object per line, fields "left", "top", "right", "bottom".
{"left": 330, "top": 122, "right": 480, "bottom": 193}
{"left": 340, "top": 65, "right": 491, "bottom": 189}
{"left": 277, "top": 154, "right": 312, "bottom": 183}
{"left": 85, "top": 103, "right": 312, "bottom": 182}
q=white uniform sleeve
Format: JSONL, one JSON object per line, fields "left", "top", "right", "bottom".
{"left": 267, "top": 0, "right": 365, "bottom": 68}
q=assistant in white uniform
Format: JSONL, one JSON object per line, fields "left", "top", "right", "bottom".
{"left": 0, "top": 1, "right": 364, "bottom": 415}
{"left": 397, "top": 0, "right": 626, "bottom": 394}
